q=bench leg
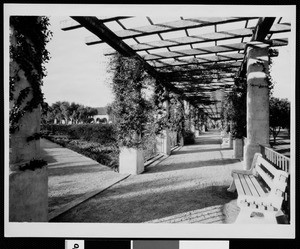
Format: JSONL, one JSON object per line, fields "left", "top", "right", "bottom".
{"left": 235, "top": 209, "right": 278, "bottom": 224}
{"left": 227, "top": 180, "right": 236, "bottom": 192}
{"left": 235, "top": 209, "right": 253, "bottom": 223}
{"left": 263, "top": 212, "right": 278, "bottom": 224}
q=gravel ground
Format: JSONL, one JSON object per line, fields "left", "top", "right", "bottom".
{"left": 40, "top": 139, "right": 129, "bottom": 216}
{"left": 51, "top": 131, "right": 242, "bottom": 223}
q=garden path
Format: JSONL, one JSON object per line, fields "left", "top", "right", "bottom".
{"left": 40, "top": 138, "right": 130, "bottom": 220}
{"left": 50, "top": 130, "right": 243, "bottom": 223}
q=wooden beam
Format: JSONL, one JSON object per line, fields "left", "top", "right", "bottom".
{"left": 85, "top": 17, "right": 258, "bottom": 44}
{"left": 237, "top": 17, "right": 278, "bottom": 79}
{"left": 149, "top": 53, "right": 245, "bottom": 68}
{"left": 252, "top": 17, "right": 276, "bottom": 41}
{"left": 98, "top": 23, "right": 290, "bottom": 51}
{"left": 71, "top": 16, "right": 196, "bottom": 100}
{"left": 158, "top": 61, "right": 242, "bottom": 73}
{"left": 142, "top": 38, "right": 288, "bottom": 61}
{"left": 61, "top": 16, "right": 132, "bottom": 31}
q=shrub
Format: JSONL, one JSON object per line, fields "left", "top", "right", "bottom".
{"left": 41, "top": 124, "right": 117, "bottom": 146}
{"left": 183, "top": 129, "right": 195, "bottom": 145}
{"left": 41, "top": 124, "right": 70, "bottom": 136}
{"left": 68, "top": 124, "right": 117, "bottom": 145}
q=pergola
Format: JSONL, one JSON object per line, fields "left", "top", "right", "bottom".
{"left": 60, "top": 16, "right": 290, "bottom": 172}
{"left": 8, "top": 15, "right": 291, "bottom": 223}
{"left": 61, "top": 16, "right": 290, "bottom": 120}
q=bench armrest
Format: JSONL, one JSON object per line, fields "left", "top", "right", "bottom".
{"left": 231, "top": 169, "right": 254, "bottom": 176}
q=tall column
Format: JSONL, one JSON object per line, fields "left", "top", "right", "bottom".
{"left": 190, "top": 105, "right": 196, "bottom": 133}
{"left": 243, "top": 43, "right": 270, "bottom": 169}
{"left": 9, "top": 19, "right": 48, "bottom": 222}
{"left": 162, "top": 87, "right": 171, "bottom": 155}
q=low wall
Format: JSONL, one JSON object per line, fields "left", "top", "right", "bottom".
{"left": 9, "top": 166, "right": 48, "bottom": 222}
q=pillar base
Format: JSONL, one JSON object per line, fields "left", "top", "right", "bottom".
{"left": 156, "top": 130, "right": 171, "bottom": 155}
{"left": 233, "top": 138, "right": 244, "bottom": 159}
{"left": 119, "top": 147, "right": 144, "bottom": 175}
{"left": 9, "top": 166, "right": 48, "bottom": 222}
{"left": 243, "top": 143, "right": 260, "bottom": 170}
{"left": 243, "top": 142, "right": 270, "bottom": 169}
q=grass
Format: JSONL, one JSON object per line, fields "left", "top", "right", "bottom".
{"left": 45, "top": 135, "right": 120, "bottom": 171}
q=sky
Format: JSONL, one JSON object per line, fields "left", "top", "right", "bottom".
{"left": 42, "top": 16, "right": 293, "bottom": 108}
{"left": 42, "top": 16, "right": 114, "bottom": 108}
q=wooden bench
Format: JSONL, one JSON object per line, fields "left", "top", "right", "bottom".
{"left": 227, "top": 153, "right": 289, "bottom": 224}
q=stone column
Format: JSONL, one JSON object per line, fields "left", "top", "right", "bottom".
{"left": 243, "top": 43, "right": 270, "bottom": 169}
{"left": 9, "top": 22, "right": 47, "bottom": 222}
{"left": 161, "top": 88, "right": 171, "bottom": 155}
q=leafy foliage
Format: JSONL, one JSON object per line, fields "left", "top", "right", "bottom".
{"left": 269, "top": 97, "right": 290, "bottom": 143}
{"left": 41, "top": 101, "right": 98, "bottom": 124}
{"left": 183, "top": 129, "right": 195, "bottom": 145}
{"left": 108, "top": 54, "right": 153, "bottom": 148}
{"left": 9, "top": 16, "right": 52, "bottom": 133}
{"left": 222, "top": 77, "right": 247, "bottom": 139}
{"left": 41, "top": 124, "right": 117, "bottom": 146}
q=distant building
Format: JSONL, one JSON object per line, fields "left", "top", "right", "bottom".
{"left": 93, "top": 107, "right": 110, "bottom": 123}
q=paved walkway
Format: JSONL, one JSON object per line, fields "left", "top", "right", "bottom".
{"left": 40, "top": 139, "right": 130, "bottom": 220}
{"left": 50, "top": 130, "right": 243, "bottom": 223}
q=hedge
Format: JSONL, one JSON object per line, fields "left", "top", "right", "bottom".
{"left": 41, "top": 124, "right": 117, "bottom": 146}
{"left": 183, "top": 129, "right": 195, "bottom": 145}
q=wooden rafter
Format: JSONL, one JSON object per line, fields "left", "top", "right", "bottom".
{"left": 86, "top": 17, "right": 258, "bottom": 45}
{"left": 61, "top": 16, "right": 133, "bottom": 31}
{"left": 62, "top": 16, "right": 290, "bottom": 118}
{"left": 70, "top": 16, "right": 186, "bottom": 98}
{"left": 149, "top": 53, "right": 245, "bottom": 68}
{"left": 141, "top": 38, "right": 287, "bottom": 61}
{"left": 100, "top": 23, "right": 290, "bottom": 51}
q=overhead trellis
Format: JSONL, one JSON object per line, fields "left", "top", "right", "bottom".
{"left": 61, "top": 16, "right": 290, "bottom": 118}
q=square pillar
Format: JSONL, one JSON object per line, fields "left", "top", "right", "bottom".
{"left": 119, "top": 147, "right": 144, "bottom": 175}
{"left": 157, "top": 129, "right": 171, "bottom": 155}
{"left": 244, "top": 43, "right": 270, "bottom": 169}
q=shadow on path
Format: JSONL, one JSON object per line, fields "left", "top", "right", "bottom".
{"left": 51, "top": 130, "right": 242, "bottom": 223}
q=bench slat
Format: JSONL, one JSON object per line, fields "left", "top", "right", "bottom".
{"left": 257, "top": 156, "right": 280, "bottom": 179}
{"left": 233, "top": 173, "right": 245, "bottom": 195}
{"left": 244, "top": 175, "right": 260, "bottom": 197}
{"left": 249, "top": 175, "right": 266, "bottom": 197}
{"left": 239, "top": 174, "right": 252, "bottom": 196}
{"left": 256, "top": 164, "right": 274, "bottom": 188}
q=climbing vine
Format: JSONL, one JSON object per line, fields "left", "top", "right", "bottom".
{"left": 109, "top": 53, "right": 153, "bottom": 148}
{"left": 9, "top": 16, "right": 52, "bottom": 134}
{"left": 221, "top": 49, "right": 276, "bottom": 139}
{"left": 222, "top": 76, "right": 247, "bottom": 139}
{"left": 153, "top": 82, "right": 185, "bottom": 135}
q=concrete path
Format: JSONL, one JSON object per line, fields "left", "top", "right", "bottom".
{"left": 40, "top": 139, "right": 130, "bottom": 220}
{"left": 50, "top": 130, "right": 243, "bottom": 223}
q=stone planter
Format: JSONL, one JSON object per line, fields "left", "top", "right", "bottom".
{"left": 9, "top": 166, "right": 48, "bottom": 222}
{"left": 233, "top": 138, "right": 244, "bottom": 159}
{"left": 228, "top": 133, "right": 233, "bottom": 149}
{"left": 156, "top": 130, "right": 171, "bottom": 155}
{"left": 119, "top": 147, "right": 144, "bottom": 175}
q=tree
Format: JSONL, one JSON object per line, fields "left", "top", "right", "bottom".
{"left": 41, "top": 101, "right": 98, "bottom": 125}
{"left": 222, "top": 77, "right": 247, "bottom": 139}
{"left": 269, "top": 97, "right": 290, "bottom": 144}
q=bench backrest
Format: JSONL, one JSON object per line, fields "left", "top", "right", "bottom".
{"left": 253, "top": 153, "right": 289, "bottom": 209}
